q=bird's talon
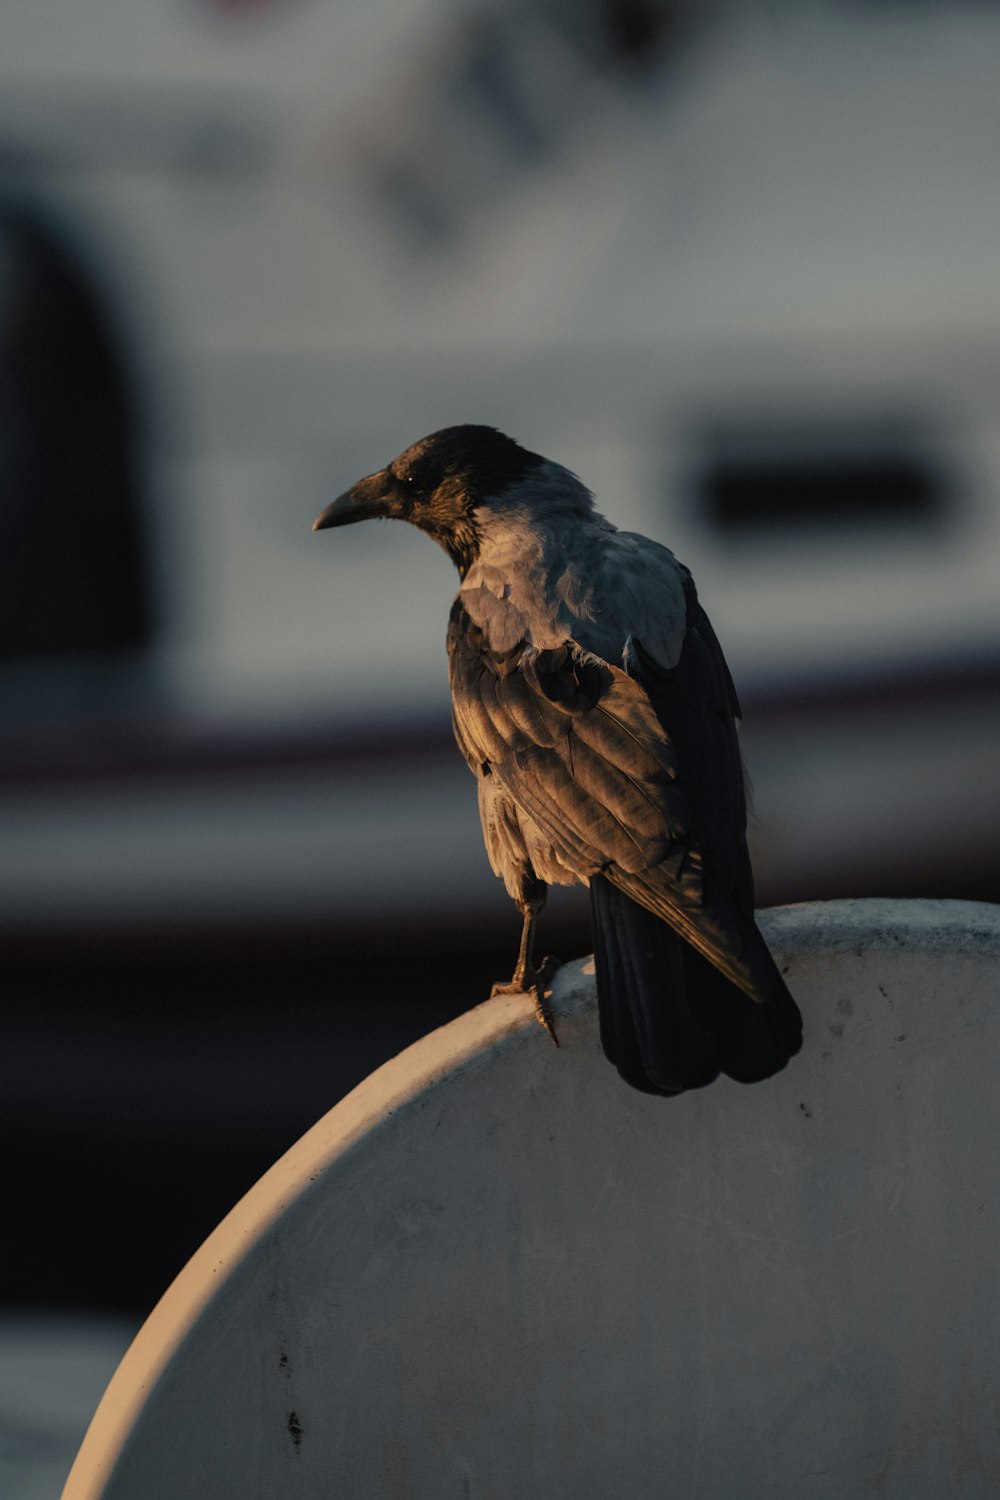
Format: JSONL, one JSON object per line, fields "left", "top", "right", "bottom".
{"left": 533, "top": 989, "right": 559, "bottom": 1047}
{"left": 489, "top": 966, "right": 560, "bottom": 1046}
{"left": 532, "top": 956, "right": 561, "bottom": 1045}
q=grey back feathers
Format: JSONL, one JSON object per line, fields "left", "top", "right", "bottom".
{"left": 462, "top": 459, "right": 689, "bottom": 672}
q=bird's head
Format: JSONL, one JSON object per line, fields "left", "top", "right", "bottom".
{"left": 313, "top": 425, "right": 549, "bottom": 575}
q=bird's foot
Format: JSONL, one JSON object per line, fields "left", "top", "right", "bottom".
{"left": 491, "top": 955, "right": 561, "bottom": 1046}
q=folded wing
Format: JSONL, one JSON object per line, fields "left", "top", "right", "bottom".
{"left": 447, "top": 596, "right": 788, "bottom": 1007}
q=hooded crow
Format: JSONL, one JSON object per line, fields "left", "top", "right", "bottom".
{"left": 314, "top": 425, "right": 802, "bottom": 1095}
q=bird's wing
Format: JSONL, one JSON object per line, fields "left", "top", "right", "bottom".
{"left": 447, "top": 596, "right": 774, "bottom": 999}
{"left": 448, "top": 596, "right": 688, "bottom": 862}
{"left": 577, "top": 529, "right": 690, "bottom": 672}
{"left": 621, "top": 581, "right": 749, "bottom": 906}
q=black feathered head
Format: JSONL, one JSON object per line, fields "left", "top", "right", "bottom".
{"left": 313, "top": 425, "right": 544, "bottom": 574}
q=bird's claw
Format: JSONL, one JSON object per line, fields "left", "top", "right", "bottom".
{"left": 490, "top": 956, "right": 561, "bottom": 1046}
{"left": 533, "top": 991, "right": 559, "bottom": 1047}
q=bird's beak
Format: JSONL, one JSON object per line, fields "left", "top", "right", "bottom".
{"left": 312, "top": 470, "right": 393, "bottom": 532}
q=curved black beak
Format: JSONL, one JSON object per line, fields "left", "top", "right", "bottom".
{"left": 312, "top": 469, "right": 393, "bottom": 532}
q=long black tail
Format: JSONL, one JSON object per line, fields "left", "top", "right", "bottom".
{"left": 591, "top": 875, "right": 802, "bottom": 1096}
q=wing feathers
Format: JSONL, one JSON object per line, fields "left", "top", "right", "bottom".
{"left": 448, "top": 596, "right": 693, "bottom": 888}
{"left": 608, "top": 866, "right": 761, "bottom": 1000}
{"left": 446, "top": 592, "right": 792, "bottom": 1019}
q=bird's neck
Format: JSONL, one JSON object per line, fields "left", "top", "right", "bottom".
{"left": 466, "top": 464, "right": 598, "bottom": 568}
{"left": 459, "top": 500, "right": 611, "bottom": 655}
{"left": 433, "top": 515, "right": 482, "bottom": 578}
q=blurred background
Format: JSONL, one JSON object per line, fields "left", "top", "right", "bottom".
{"left": 2, "top": 0, "right": 1000, "bottom": 1488}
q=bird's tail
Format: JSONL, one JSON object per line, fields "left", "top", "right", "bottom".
{"left": 590, "top": 875, "right": 802, "bottom": 1096}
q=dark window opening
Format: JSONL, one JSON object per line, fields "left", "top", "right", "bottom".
{"left": 695, "top": 433, "right": 949, "bottom": 538}
{"left": 0, "top": 205, "right": 154, "bottom": 664}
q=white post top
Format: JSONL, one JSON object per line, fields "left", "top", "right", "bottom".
{"left": 64, "top": 899, "right": 1000, "bottom": 1499}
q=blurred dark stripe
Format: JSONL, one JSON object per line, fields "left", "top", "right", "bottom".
{"left": 1, "top": 656, "right": 997, "bottom": 790}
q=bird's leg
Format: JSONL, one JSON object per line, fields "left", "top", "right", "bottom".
{"left": 490, "top": 879, "right": 560, "bottom": 1045}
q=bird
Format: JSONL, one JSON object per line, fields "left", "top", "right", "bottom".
{"left": 313, "top": 424, "right": 802, "bottom": 1095}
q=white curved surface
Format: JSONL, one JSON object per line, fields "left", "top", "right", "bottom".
{"left": 64, "top": 899, "right": 1000, "bottom": 1499}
